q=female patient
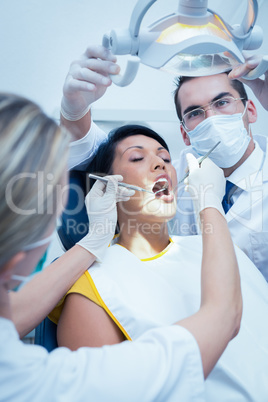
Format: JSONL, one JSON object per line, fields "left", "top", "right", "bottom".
{"left": 52, "top": 125, "right": 268, "bottom": 401}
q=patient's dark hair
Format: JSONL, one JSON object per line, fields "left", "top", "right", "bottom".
{"left": 173, "top": 72, "right": 248, "bottom": 121}
{"left": 86, "top": 124, "right": 170, "bottom": 176}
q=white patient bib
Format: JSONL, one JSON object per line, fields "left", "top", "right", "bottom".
{"left": 88, "top": 236, "right": 202, "bottom": 340}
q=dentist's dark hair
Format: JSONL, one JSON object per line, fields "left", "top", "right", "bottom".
{"left": 173, "top": 72, "right": 248, "bottom": 121}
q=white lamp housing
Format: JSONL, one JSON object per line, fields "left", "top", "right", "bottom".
{"left": 103, "top": 0, "right": 268, "bottom": 86}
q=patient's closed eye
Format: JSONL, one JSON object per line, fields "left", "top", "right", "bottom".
{"left": 158, "top": 152, "right": 171, "bottom": 163}
{"left": 162, "top": 157, "right": 171, "bottom": 163}
{"left": 132, "top": 157, "right": 143, "bottom": 162}
{"left": 129, "top": 151, "right": 144, "bottom": 162}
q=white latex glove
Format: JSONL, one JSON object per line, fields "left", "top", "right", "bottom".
{"left": 61, "top": 45, "right": 120, "bottom": 120}
{"left": 184, "top": 154, "right": 226, "bottom": 220}
{"left": 228, "top": 52, "right": 268, "bottom": 111}
{"left": 77, "top": 175, "right": 134, "bottom": 262}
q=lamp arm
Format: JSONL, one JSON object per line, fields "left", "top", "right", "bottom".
{"left": 129, "top": 0, "right": 158, "bottom": 38}
{"left": 211, "top": 0, "right": 258, "bottom": 41}
{"left": 207, "top": 8, "right": 236, "bottom": 39}
{"left": 240, "top": 0, "right": 258, "bottom": 37}
{"left": 208, "top": 0, "right": 258, "bottom": 42}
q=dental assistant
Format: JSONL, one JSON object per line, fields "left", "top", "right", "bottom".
{"left": 0, "top": 92, "right": 243, "bottom": 402}
{"left": 63, "top": 45, "right": 268, "bottom": 282}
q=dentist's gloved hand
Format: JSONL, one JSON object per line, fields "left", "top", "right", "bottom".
{"left": 184, "top": 154, "right": 226, "bottom": 219}
{"left": 77, "top": 175, "right": 134, "bottom": 262}
{"left": 61, "top": 45, "right": 120, "bottom": 121}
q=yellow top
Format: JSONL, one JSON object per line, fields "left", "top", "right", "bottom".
{"left": 48, "top": 271, "right": 101, "bottom": 324}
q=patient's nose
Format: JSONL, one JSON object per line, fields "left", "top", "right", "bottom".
{"left": 153, "top": 156, "right": 166, "bottom": 171}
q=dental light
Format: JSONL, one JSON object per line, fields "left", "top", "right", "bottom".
{"left": 102, "top": 0, "right": 268, "bottom": 86}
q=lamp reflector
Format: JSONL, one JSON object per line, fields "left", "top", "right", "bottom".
{"left": 160, "top": 52, "right": 240, "bottom": 76}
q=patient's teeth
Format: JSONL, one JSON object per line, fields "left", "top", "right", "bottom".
{"left": 152, "top": 178, "right": 169, "bottom": 194}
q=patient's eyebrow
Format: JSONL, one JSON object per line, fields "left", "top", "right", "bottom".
{"left": 122, "top": 145, "right": 166, "bottom": 155}
{"left": 122, "top": 146, "right": 143, "bottom": 155}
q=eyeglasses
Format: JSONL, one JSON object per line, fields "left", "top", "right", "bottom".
{"left": 182, "top": 96, "right": 245, "bottom": 131}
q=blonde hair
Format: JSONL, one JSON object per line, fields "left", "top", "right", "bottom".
{"left": 0, "top": 93, "right": 70, "bottom": 267}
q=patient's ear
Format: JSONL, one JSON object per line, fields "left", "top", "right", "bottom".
{"left": 180, "top": 125, "right": 191, "bottom": 146}
{"left": 0, "top": 252, "right": 26, "bottom": 283}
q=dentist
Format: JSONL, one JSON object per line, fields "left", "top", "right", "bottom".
{"left": 173, "top": 68, "right": 268, "bottom": 281}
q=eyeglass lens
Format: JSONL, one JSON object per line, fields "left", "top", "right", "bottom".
{"left": 183, "top": 97, "right": 243, "bottom": 131}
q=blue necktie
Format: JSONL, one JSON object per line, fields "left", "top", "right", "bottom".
{"left": 222, "top": 181, "right": 236, "bottom": 214}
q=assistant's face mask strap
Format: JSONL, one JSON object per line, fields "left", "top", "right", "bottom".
{"left": 11, "top": 274, "right": 32, "bottom": 283}
{"left": 11, "top": 233, "right": 54, "bottom": 288}
{"left": 23, "top": 233, "right": 54, "bottom": 251}
{"left": 11, "top": 251, "right": 48, "bottom": 287}
{"left": 11, "top": 251, "right": 48, "bottom": 288}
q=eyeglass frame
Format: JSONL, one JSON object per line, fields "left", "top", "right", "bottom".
{"left": 181, "top": 96, "right": 245, "bottom": 132}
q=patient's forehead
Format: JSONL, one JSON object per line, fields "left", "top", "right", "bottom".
{"left": 115, "top": 135, "right": 164, "bottom": 156}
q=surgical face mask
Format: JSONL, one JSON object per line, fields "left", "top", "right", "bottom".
{"left": 11, "top": 233, "right": 54, "bottom": 288}
{"left": 186, "top": 108, "right": 250, "bottom": 168}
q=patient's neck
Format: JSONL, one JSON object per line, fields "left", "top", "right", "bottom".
{"left": 117, "top": 219, "right": 170, "bottom": 260}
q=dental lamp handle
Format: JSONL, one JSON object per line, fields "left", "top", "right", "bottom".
{"left": 102, "top": 33, "right": 140, "bottom": 87}
{"left": 242, "top": 55, "right": 268, "bottom": 80}
{"left": 101, "top": 0, "right": 157, "bottom": 87}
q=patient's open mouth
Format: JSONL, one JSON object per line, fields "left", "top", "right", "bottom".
{"left": 152, "top": 178, "right": 170, "bottom": 196}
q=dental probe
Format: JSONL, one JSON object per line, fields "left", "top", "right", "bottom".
{"left": 178, "top": 141, "right": 221, "bottom": 184}
{"left": 88, "top": 174, "right": 154, "bottom": 194}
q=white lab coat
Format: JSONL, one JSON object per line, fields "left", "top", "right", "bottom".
{"left": 172, "top": 134, "right": 268, "bottom": 281}
{"left": 0, "top": 317, "right": 204, "bottom": 402}
{"left": 68, "top": 121, "right": 107, "bottom": 170}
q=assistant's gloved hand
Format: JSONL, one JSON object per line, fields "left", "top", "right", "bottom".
{"left": 184, "top": 154, "right": 225, "bottom": 220}
{"left": 77, "top": 175, "right": 134, "bottom": 262}
{"left": 61, "top": 45, "right": 120, "bottom": 121}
